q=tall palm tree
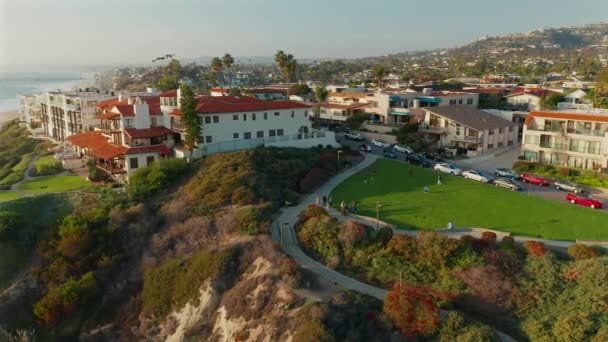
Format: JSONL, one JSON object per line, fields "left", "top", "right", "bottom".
{"left": 211, "top": 57, "right": 223, "bottom": 86}
{"left": 373, "top": 64, "right": 386, "bottom": 88}
{"left": 222, "top": 53, "right": 235, "bottom": 86}
{"left": 274, "top": 50, "right": 297, "bottom": 83}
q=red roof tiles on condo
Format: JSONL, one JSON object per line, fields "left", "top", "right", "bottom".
{"left": 126, "top": 144, "right": 171, "bottom": 155}
{"left": 507, "top": 88, "right": 559, "bottom": 98}
{"left": 124, "top": 127, "right": 175, "bottom": 139}
{"left": 524, "top": 111, "right": 608, "bottom": 126}
{"left": 193, "top": 96, "right": 310, "bottom": 113}
{"left": 159, "top": 89, "right": 178, "bottom": 97}
{"left": 320, "top": 102, "right": 369, "bottom": 110}
{"left": 328, "top": 92, "right": 371, "bottom": 98}
{"left": 66, "top": 132, "right": 128, "bottom": 160}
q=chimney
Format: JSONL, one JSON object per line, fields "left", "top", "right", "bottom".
{"left": 127, "top": 97, "right": 134, "bottom": 105}
{"left": 118, "top": 93, "right": 123, "bottom": 102}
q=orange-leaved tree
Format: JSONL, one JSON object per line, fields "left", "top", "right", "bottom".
{"left": 383, "top": 284, "right": 440, "bottom": 337}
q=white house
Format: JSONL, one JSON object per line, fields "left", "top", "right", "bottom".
{"left": 505, "top": 87, "right": 560, "bottom": 111}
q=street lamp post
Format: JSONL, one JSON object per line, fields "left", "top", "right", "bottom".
{"left": 336, "top": 150, "right": 343, "bottom": 172}
{"left": 376, "top": 201, "right": 383, "bottom": 230}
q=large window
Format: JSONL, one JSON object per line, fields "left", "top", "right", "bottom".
{"left": 205, "top": 136, "right": 212, "bottom": 143}
{"left": 233, "top": 133, "right": 239, "bottom": 139}
{"left": 257, "top": 130, "right": 264, "bottom": 138}
{"left": 233, "top": 114, "right": 238, "bottom": 120}
{"left": 243, "top": 113, "right": 247, "bottom": 121}
{"left": 264, "top": 112, "right": 268, "bottom": 120}
{"left": 277, "top": 129, "right": 284, "bottom": 136}
{"left": 130, "top": 157, "right": 138, "bottom": 169}
{"left": 467, "top": 98, "right": 473, "bottom": 105}
{"left": 205, "top": 116, "right": 211, "bottom": 124}
{"left": 244, "top": 132, "right": 251, "bottom": 139}
{"left": 524, "top": 135, "right": 540, "bottom": 145}
{"left": 146, "top": 156, "right": 155, "bottom": 165}
{"left": 274, "top": 112, "right": 280, "bottom": 116}
{"left": 213, "top": 115, "right": 219, "bottom": 123}
{"left": 269, "top": 129, "right": 276, "bottom": 137}
{"left": 252, "top": 113, "right": 256, "bottom": 120}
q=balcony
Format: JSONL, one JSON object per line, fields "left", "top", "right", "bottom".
{"left": 528, "top": 126, "right": 606, "bottom": 138}
{"left": 454, "top": 135, "right": 481, "bottom": 143}
{"left": 96, "top": 162, "right": 127, "bottom": 174}
{"left": 418, "top": 124, "right": 447, "bottom": 134}
{"left": 540, "top": 142, "right": 601, "bottom": 155}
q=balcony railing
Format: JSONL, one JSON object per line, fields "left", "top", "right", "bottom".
{"left": 419, "top": 124, "right": 446, "bottom": 133}
{"left": 96, "top": 162, "right": 127, "bottom": 174}
{"left": 539, "top": 142, "right": 601, "bottom": 155}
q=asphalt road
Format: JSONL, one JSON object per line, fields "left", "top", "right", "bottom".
{"left": 336, "top": 133, "right": 608, "bottom": 211}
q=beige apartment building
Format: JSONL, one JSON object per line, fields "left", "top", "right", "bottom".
{"left": 521, "top": 110, "right": 608, "bottom": 170}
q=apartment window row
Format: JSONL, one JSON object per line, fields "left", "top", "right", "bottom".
{"left": 204, "top": 115, "right": 220, "bottom": 124}
{"left": 130, "top": 156, "right": 155, "bottom": 170}
{"left": 233, "top": 129, "right": 284, "bottom": 139}
{"left": 230, "top": 111, "right": 304, "bottom": 121}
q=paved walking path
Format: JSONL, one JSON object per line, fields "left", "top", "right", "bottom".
{"left": 271, "top": 154, "right": 516, "bottom": 341}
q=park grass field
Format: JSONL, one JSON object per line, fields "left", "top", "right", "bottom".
{"left": 0, "top": 191, "right": 21, "bottom": 202}
{"left": 18, "top": 175, "right": 90, "bottom": 193}
{"left": 331, "top": 158, "right": 608, "bottom": 241}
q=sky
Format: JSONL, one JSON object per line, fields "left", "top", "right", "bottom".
{"left": 1, "top": 0, "right": 608, "bottom": 69}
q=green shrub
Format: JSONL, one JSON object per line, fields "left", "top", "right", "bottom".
{"left": 127, "top": 158, "right": 189, "bottom": 200}
{"left": 567, "top": 244, "right": 600, "bottom": 261}
{"left": 141, "top": 248, "right": 234, "bottom": 319}
{"left": 0, "top": 210, "right": 21, "bottom": 240}
{"left": 236, "top": 203, "right": 272, "bottom": 235}
{"left": 33, "top": 156, "right": 63, "bottom": 176}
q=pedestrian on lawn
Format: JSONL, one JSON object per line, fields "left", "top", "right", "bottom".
{"left": 437, "top": 175, "right": 442, "bottom": 186}
{"left": 328, "top": 196, "right": 333, "bottom": 209}
{"left": 409, "top": 168, "right": 413, "bottom": 176}
{"left": 448, "top": 221, "right": 455, "bottom": 230}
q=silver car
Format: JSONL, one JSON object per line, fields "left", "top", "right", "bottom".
{"left": 494, "top": 178, "right": 521, "bottom": 191}
{"left": 554, "top": 180, "right": 583, "bottom": 193}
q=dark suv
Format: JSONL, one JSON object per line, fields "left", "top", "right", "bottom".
{"left": 406, "top": 153, "right": 431, "bottom": 167}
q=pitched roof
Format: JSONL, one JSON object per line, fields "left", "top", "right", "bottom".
{"left": 248, "top": 88, "right": 288, "bottom": 93}
{"left": 465, "top": 88, "right": 510, "bottom": 95}
{"left": 524, "top": 110, "right": 608, "bottom": 126}
{"left": 96, "top": 98, "right": 119, "bottom": 111}
{"left": 320, "top": 102, "right": 369, "bottom": 110}
{"left": 422, "top": 106, "right": 515, "bottom": 131}
{"left": 98, "top": 112, "right": 120, "bottom": 120}
{"left": 66, "top": 132, "right": 128, "bottom": 160}
{"left": 328, "top": 92, "right": 371, "bottom": 98}
{"left": 159, "top": 89, "right": 178, "bottom": 97}
{"left": 124, "top": 127, "right": 175, "bottom": 139}
{"left": 507, "top": 87, "right": 559, "bottom": 98}
{"left": 193, "top": 96, "right": 311, "bottom": 113}
{"left": 126, "top": 144, "right": 171, "bottom": 155}
{"left": 112, "top": 104, "right": 135, "bottom": 116}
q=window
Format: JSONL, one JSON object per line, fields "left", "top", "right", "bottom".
{"left": 269, "top": 129, "right": 276, "bottom": 137}
{"left": 205, "top": 136, "right": 212, "bottom": 143}
{"left": 244, "top": 132, "right": 251, "bottom": 139}
{"left": 304, "top": 110, "right": 308, "bottom": 117}
{"left": 146, "top": 156, "right": 155, "bottom": 165}
{"left": 124, "top": 118, "right": 133, "bottom": 127}
{"left": 129, "top": 157, "right": 138, "bottom": 169}
{"left": 450, "top": 99, "right": 456, "bottom": 105}
{"left": 233, "top": 114, "right": 238, "bottom": 120}
{"left": 524, "top": 135, "right": 539, "bottom": 145}
{"left": 264, "top": 112, "right": 268, "bottom": 120}
{"left": 205, "top": 116, "right": 211, "bottom": 124}
{"left": 498, "top": 141, "right": 504, "bottom": 147}
{"left": 509, "top": 126, "right": 513, "bottom": 132}
{"left": 257, "top": 130, "right": 264, "bottom": 138}
{"left": 252, "top": 113, "right": 256, "bottom": 120}
{"left": 277, "top": 129, "right": 284, "bottom": 136}
{"left": 467, "top": 98, "right": 473, "bottom": 105}
{"left": 458, "top": 99, "right": 463, "bottom": 104}
{"left": 233, "top": 133, "right": 239, "bottom": 139}
{"left": 213, "top": 115, "right": 219, "bottom": 123}
{"left": 507, "top": 140, "right": 513, "bottom": 146}
{"left": 499, "top": 127, "right": 504, "bottom": 134}
{"left": 151, "top": 117, "right": 157, "bottom": 127}
{"left": 456, "top": 124, "right": 461, "bottom": 135}
{"left": 489, "top": 129, "right": 494, "bottom": 135}
{"left": 488, "top": 143, "right": 494, "bottom": 149}
{"left": 274, "top": 112, "right": 280, "bottom": 116}
{"left": 243, "top": 113, "right": 247, "bottom": 121}
{"left": 291, "top": 111, "right": 295, "bottom": 118}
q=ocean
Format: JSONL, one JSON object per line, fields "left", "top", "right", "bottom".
{"left": 0, "top": 70, "right": 97, "bottom": 114}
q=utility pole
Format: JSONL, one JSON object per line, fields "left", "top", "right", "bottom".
{"left": 376, "top": 201, "right": 383, "bottom": 230}
{"left": 336, "top": 150, "right": 343, "bottom": 173}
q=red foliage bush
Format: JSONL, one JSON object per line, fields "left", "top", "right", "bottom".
{"left": 383, "top": 284, "right": 440, "bottom": 337}
{"left": 482, "top": 249, "right": 520, "bottom": 275}
{"left": 318, "top": 153, "right": 338, "bottom": 171}
{"left": 387, "top": 234, "right": 418, "bottom": 261}
{"left": 524, "top": 241, "right": 546, "bottom": 256}
{"left": 567, "top": 244, "right": 600, "bottom": 261}
{"left": 455, "top": 265, "right": 515, "bottom": 310}
{"left": 481, "top": 231, "right": 497, "bottom": 242}
{"left": 340, "top": 220, "right": 369, "bottom": 248}
{"left": 304, "top": 204, "right": 328, "bottom": 218}
{"left": 299, "top": 167, "right": 332, "bottom": 193}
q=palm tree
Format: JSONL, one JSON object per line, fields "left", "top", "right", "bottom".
{"left": 274, "top": 50, "right": 297, "bottom": 83}
{"left": 373, "top": 64, "right": 386, "bottom": 88}
{"left": 222, "top": 53, "right": 235, "bottom": 86}
{"left": 211, "top": 57, "right": 223, "bottom": 86}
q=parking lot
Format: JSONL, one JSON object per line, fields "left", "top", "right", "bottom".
{"left": 337, "top": 132, "right": 608, "bottom": 210}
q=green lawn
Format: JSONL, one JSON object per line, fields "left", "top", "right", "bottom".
{"left": 331, "top": 158, "right": 608, "bottom": 241}
{"left": 18, "top": 175, "right": 90, "bottom": 193}
{"left": 0, "top": 191, "right": 21, "bottom": 202}
{"left": 33, "top": 155, "right": 56, "bottom": 168}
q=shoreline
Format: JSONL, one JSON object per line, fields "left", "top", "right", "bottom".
{"left": 0, "top": 111, "right": 21, "bottom": 126}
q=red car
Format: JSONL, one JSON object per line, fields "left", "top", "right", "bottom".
{"left": 566, "top": 193, "right": 603, "bottom": 209}
{"left": 359, "top": 144, "right": 372, "bottom": 153}
{"left": 520, "top": 173, "right": 550, "bottom": 186}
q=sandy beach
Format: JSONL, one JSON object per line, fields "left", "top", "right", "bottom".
{"left": 0, "top": 111, "right": 20, "bottom": 126}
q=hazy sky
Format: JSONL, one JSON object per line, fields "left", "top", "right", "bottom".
{"left": 1, "top": 0, "right": 608, "bottom": 69}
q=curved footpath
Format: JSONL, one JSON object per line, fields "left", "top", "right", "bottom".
{"left": 271, "top": 155, "right": 516, "bottom": 340}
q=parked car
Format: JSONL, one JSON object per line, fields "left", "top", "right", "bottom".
{"left": 494, "top": 178, "right": 521, "bottom": 191}
{"left": 566, "top": 193, "right": 603, "bottom": 209}
{"left": 383, "top": 150, "right": 397, "bottom": 159}
{"left": 433, "top": 163, "right": 463, "bottom": 175}
{"left": 359, "top": 144, "right": 372, "bottom": 153}
{"left": 406, "top": 153, "right": 431, "bottom": 167}
{"left": 520, "top": 173, "right": 550, "bottom": 186}
{"left": 344, "top": 132, "right": 364, "bottom": 141}
{"left": 494, "top": 168, "right": 520, "bottom": 179}
{"left": 370, "top": 139, "right": 391, "bottom": 148}
{"left": 463, "top": 169, "right": 495, "bottom": 183}
{"left": 420, "top": 152, "right": 444, "bottom": 162}
{"left": 393, "top": 144, "right": 414, "bottom": 154}
{"left": 554, "top": 180, "right": 583, "bottom": 194}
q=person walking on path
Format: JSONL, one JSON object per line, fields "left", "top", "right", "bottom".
{"left": 448, "top": 221, "right": 455, "bottom": 230}
{"left": 316, "top": 196, "right": 320, "bottom": 206}
{"left": 327, "top": 196, "right": 333, "bottom": 209}
{"left": 322, "top": 195, "right": 327, "bottom": 207}
{"left": 437, "top": 175, "right": 442, "bottom": 186}
{"left": 340, "top": 201, "right": 346, "bottom": 215}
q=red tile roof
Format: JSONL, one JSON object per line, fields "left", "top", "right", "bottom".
{"left": 248, "top": 88, "right": 288, "bottom": 94}
{"left": 328, "top": 92, "right": 371, "bottom": 98}
{"left": 465, "top": 88, "right": 510, "bottom": 95}
{"left": 126, "top": 144, "right": 171, "bottom": 155}
{"left": 124, "top": 126, "right": 175, "bottom": 139}
{"left": 98, "top": 112, "right": 120, "bottom": 120}
{"left": 170, "top": 109, "right": 182, "bottom": 117}
{"left": 112, "top": 104, "right": 135, "bottom": 116}
{"left": 193, "top": 96, "right": 310, "bottom": 113}
{"left": 96, "top": 98, "right": 119, "bottom": 110}
{"left": 525, "top": 111, "right": 608, "bottom": 126}
{"left": 66, "top": 132, "right": 128, "bottom": 160}
{"left": 507, "top": 87, "right": 559, "bottom": 98}
{"left": 210, "top": 87, "right": 230, "bottom": 94}
{"left": 159, "top": 89, "right": 178, "bottom": 97}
